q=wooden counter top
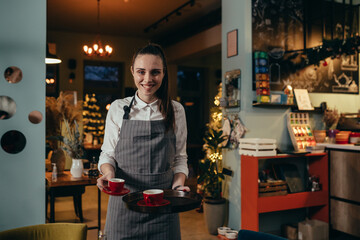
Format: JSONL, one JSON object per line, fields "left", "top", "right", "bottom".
{"left": 45, "top": 171, "right": 97, "bottom": 187}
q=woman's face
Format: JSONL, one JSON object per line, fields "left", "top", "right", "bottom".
{"left": 131, "top": 54, "right": 164, "bottom": 103}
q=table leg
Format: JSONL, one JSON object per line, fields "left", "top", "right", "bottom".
{"left": 98, "top": 188, "right": 101, "bottom": 235}
{"left": 50, "top": 189, "right": 55, "bottom": 223}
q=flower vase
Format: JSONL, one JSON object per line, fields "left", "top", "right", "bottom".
{"left": 70, "top": 159, "right": 84, "bottom": 178}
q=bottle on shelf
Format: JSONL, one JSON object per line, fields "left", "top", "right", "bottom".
{"left": 89, "top": 156, "right": 99, "bottom": 178}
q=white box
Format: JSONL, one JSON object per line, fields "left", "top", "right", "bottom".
{"left": 298, "top": 219, "right": 329, "bottom": 240}
{"left": 239, "top": 138, "right": 277, "bottom": 156}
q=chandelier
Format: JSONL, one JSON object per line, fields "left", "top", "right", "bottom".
{"left": 83, "top": 0, "right": 113, "bottom": 57}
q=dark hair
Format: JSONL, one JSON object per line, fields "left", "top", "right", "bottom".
{"left": 131, "top": 43, "right": 174, "bottom": 131}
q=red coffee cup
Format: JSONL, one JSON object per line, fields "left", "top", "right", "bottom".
{"left": 108, "top": 178, "right": 125, "bottom": 192}
{"left": 143, "top": 189, "right": 164, "bottom": 205}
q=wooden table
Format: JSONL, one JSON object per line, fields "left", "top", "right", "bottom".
{"left": 45, "top": 171, "right": 101, "bottom": 233}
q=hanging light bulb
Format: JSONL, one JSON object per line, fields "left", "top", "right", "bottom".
{"left": 82, "top": 0, "right": 113, "bottom": 57}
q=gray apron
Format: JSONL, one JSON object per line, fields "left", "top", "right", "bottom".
{"left": 105, "top": 97, "right": 181, "bottom": 240}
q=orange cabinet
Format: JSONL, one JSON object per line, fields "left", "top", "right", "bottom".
{"left": 241, "top": 153, "right": 329, "bottom": 231}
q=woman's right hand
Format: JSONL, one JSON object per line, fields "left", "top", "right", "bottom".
{"left": 97, "top": 163, "right": 115, "bottom": 190}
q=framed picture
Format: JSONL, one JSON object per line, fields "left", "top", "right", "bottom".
{"left": 223, "top": 69, "right": 241, "bottom": 108}
{"left": 227, "top": 29, "right": 238, "bottom": 58}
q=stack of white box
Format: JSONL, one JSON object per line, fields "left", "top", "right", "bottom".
{"left": 238, "top": 138, "right": 277, "bottom": 156}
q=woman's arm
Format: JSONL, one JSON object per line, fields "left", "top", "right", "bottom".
{"left": 172, "top": 102, "right": 190, "bottom": 192}
{"left": 96, "top": 100, "right": 122, "bottom": 190}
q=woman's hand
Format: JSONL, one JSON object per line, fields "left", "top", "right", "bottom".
{"left": 173, "top": 185, "right": 191, "bottom": 192}
{"left": 97, "top": 163, "right": 115, "bottom": 190}
{"left": 172, "top": 172, "right": 190, "bottom": 192}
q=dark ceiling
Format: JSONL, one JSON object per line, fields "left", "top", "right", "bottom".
{"left": 47, "top": 0, "right": 221, "bottom": 46}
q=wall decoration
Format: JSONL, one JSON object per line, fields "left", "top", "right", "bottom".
{"left": 227, "top": 29, "right": 238, "bottom": 58}
{"left": 222, "top": 114, "right": 247, "bottom": 149}
{"left": 251, "top": 0, "right": 359, "bottom": 94}
{"left": 294, "top": 89, "right": 314, "bottom": 110}
{"left": 223, "top": 69, "right": 241, "bottom": 108}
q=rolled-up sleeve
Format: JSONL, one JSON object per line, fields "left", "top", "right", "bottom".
{"left": 98, "top": 101, "right": 121, "bottom": 173}
{"left": 173, "top": 102, "right": 189, "bottom": 177}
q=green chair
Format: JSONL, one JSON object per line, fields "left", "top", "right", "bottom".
{"left": 0, "top": 223, "right": 87, "bottom": 240}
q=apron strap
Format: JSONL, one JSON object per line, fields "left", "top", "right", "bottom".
{"left": 123, "top": 96, "right": 135, "bottom": 119}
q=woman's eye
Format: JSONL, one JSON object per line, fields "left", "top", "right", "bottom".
{"left": 137, "top": 70, "right": 145, "bottom": 75}
{"left": 151, "top": 70, "right": 161, "bottom": 76}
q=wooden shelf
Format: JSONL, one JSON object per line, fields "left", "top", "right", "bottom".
{"left": 290, "top": 106, "right": 324, "bottom": 113}
{"left": 252, "top": 101, "right": 324, "bottom": 113}
{"left": 252, "top": 102, "right": 295, "bottom": 108}
{"left": 258, "top": 190, "right": 328, "bottom": 213}
{"left": 241, "top": 153, "right": 329, "bottom": 231}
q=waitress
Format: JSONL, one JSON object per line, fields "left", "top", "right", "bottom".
{"left": 97, "top": 43, "right": 190, "bottom": 240}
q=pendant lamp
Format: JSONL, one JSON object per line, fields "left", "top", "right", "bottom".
{"left": 45, "top": 44, "right": 62, "bottom": 64}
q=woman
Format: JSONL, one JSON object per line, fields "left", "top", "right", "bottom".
{"left": 97, "top": 43, "right": 190, "bottom": 240}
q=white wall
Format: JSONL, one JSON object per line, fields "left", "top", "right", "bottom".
{"left": 0, "top": 0, "right": 46, "bottom": 230}
{"left": 221, "top": 0, "right": 360, "bottom": 232}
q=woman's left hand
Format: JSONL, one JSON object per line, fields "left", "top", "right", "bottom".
{"left": 173, "top": 185, "right": 191, "bottom": 192}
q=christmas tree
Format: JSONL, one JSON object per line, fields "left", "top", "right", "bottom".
{"left": 83, "top": 93, "right": 104, "bottom": 145}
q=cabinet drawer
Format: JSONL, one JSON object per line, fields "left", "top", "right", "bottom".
{"left": 331, "top": 199, "right": 360, "bottom": 237}
{"left": 330, "top": 151, "right": 360, "bottom": 202}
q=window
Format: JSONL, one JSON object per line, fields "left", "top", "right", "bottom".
{"left": 83, "top": 60, "right": 124, "bottom": 95}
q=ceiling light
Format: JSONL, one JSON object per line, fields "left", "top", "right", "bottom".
{"left": 45, "top": 44, "right": 62, "bottom": 64}
{"left": 83, "top": 0, "right": 113, "bottom": 57}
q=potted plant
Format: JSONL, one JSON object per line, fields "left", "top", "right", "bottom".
{"left": 197, "top": 125, "right": 227, "bottom": 235}
{"left": 322, "top": 108, "right": 340, "bottom": 143}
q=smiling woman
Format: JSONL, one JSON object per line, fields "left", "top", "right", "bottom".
{"left": 96, "top": 43, "right": 189, "bottom": 240}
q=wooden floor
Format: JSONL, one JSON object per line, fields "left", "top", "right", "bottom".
{"left": 46, "top": 178, "right": 218, "bottom": 240}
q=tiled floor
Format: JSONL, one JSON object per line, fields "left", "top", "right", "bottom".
{"left": 46, "top": 178, "right": 218, "bottom": 240}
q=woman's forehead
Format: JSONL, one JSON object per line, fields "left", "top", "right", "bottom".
{"left": 134, "top": 54, "right": 164, "bottom": 68}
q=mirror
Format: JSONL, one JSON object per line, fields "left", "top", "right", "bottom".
{"left": 0, "top": 96, "right": 16, "bottom": 120}
{"left": 1, "top": 130, "right": 26, "bottom": 154}
{"left": 4, "top": 66, "right": 23, "bottom": 84}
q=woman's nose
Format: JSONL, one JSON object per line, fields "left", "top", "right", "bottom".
{"left": 143, "top": 72, "right": 152, "bottom": 82}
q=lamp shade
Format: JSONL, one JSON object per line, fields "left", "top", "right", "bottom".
{"left": 45, "top": 44, "right": 61, "bottom": 64}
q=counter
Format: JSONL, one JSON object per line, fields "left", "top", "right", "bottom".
{"left": 317, "top": 143, "right": 360, "bottom": 151}
{"left": 318, "top": 144, "right": 360, "bottom": 237}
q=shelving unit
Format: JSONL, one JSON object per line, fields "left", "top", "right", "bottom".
{"left": 241, "top": 153, "right": 329, "bottom": 231}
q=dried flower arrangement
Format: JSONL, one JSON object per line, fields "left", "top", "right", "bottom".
{"left": 322, "top": 108, "right": 340, "bottom": 130}
{"left": 46, "top": 91, "right": 82, "bottom": 149}
{"left": 60, "top": 119, "right": 84, "bottom": 159}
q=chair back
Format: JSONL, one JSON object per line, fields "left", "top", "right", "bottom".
{"left": 0, "top": 223, "right": 87, "bottom": 240}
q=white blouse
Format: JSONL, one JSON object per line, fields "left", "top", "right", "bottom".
{"left": 98, "top": 93, "right": 189, "bottom": 177}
